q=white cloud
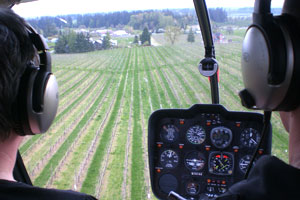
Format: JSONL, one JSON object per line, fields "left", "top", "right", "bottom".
{"left": 13, "top": 0, "right": 284, "bottom": 18}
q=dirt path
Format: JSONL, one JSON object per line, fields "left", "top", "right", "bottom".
{"left": 151, "top": 36, "right": 161, "bottom": 47}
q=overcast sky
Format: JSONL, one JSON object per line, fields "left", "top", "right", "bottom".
{"left": 13, "top": 0, "right": 285, "bottom": 18}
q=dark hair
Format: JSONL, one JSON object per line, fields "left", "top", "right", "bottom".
{"left": 0, "top": 8, "right": 35, "bottom": 141}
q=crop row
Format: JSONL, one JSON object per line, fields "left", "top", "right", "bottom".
{"left": 80, "top": 49, "right": 132, "bottom": 195}
{"left": 31, "top": 48, "right": 130, "bottom": 187}
{"left": 20, "top": 72, "right": 103, "bottom": 156}
{"left": 25, "top": 73, "right": 107, "bottom": 178}
{"left": 50, "top": 48, "right": 131, "bottom": 192}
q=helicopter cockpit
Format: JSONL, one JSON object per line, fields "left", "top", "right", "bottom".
{"left": 0, "top": 0, "right": 299, "bottom": 200}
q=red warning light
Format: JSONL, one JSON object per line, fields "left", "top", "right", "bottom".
{"left": 258, "top": 149, "right": 264, "bottom": 155}
{"left": 216, "top": 155, "right": 221, "bottom": 158}
{"left": 179, "top": 145, "right": 184, "bottom": 149}
{"left": 223, "top": 155, "right": 229, "bottom": 159}
{"left": 180, "top": 120, "right": 185, "bottom": 125}
{"left": 156, "top": 169, "right": 161, "bottom": 173}
{"left": 222, "top": 180, "right": 226, "bottom": 185}
{"left": 157, "top": 144, "right": 162, "bottom": 148}
{"left": 206, "top": 121, "right": 211, "bottom": 126}
{"left": 207, "top": 179, "right": 212, "bottom": 183}
{"left": 236, "top": 122, "right": 241, "bottom": 127}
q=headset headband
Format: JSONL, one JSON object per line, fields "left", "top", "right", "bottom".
{"left": 25, "top": 24, "right": 52, "bottom": 72}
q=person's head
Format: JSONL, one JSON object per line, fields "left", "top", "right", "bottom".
{"left": 0, "top": 8, "right": 35, "bottom": 141}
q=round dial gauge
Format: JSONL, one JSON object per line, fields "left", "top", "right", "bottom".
{"left": 160, "top": 124, "right": 179, "bottom": 143}
{"left": 240, "top": 128, "right": 261, "bottom": 148}
{"left": 159, "top": 174, "right": 178, "bottom": 194}
{"left": 186, "top": 182, "right": 200, "bottom": 196}
{"left": 239, "top": 155, "right": 255, "bottom": 173}
{"left": 210, "top": 127, "right": 232, "bottom": 149}
{"left": 184, "top": 151, "right": 205, "bottom": 171}
{"left": 160, "top": 150, "right": 179, "bottom": 169}
{"left": 186, "top": 125, "right": 206, "bottom": 144}
{"left": 209, "top": 152, "right": 234, "bottom": 175}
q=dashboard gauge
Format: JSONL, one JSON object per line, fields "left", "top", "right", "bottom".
{"left": 159, "top": 174, "right": 178, "bottom": 194}
{"left": 218, "top": 187, "right": 227, "bottom": 194}
{"left": 186, "top": 125, "right": 206, "bottom": 144}
{"left": 186, "top": 181, "right": 200, "bottom": 196}
{"left": 240, "top": 128, "right": 261, "bottom": 148}
{"left": 239, "top": 155, "right": 255, "bottom": 173}
{"left": 184, "top": 151, "right": 205, "bottom": 171}
{"left": 160, "top": 150, "right": 179, "bottom": 169}
{"left": 209, "top": 152, "right": 234, "bottom": 175}
{"left": 160, "top": 124, "right": 179, "bottom": 143}
{"left": 210, "top": 127, "right": 232, "bottom": 149}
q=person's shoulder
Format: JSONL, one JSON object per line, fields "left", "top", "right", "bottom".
{"left": 0, "top": 179, "right": 97, "bottom": 200}
{"left": 216, "top": 155, "right": 300, "bottom": 200}
{"left": 40, "top": 188, "right": 97, "bottom": 200}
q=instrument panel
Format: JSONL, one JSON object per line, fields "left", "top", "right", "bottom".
{"left": 148, "top": 104, "right": 272, "bottom": 200}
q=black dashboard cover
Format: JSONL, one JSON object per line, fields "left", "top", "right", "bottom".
{"left": 148, "top": 104, "right": 272, "bottom": 200}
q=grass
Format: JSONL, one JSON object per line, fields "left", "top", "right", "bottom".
{"left": 80, "top": 49, "right": 132, "bottom": 195}
{"left": 34, "top": 72, "right": 114, "bottom": 187}
{"left": 130, "top": 47, "right": 146, "bottom": 199}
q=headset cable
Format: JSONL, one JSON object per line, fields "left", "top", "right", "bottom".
{"left": 244, "top": 111, "right": 272, "bottom": 179}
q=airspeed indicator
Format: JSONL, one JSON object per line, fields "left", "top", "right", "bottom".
{"left": 186, "top": 125, "right": 206, "bottom": 145}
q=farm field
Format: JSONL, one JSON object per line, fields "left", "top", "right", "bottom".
{"left": 20, "top": 33, "right": 289, "bottom": 199}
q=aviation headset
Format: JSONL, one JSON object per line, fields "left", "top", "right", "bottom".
{"left": 15, "top": 24, "right": 59, "bottom": 135}
{"left": 239, "top": 0, "right": 300, "bottom": 111}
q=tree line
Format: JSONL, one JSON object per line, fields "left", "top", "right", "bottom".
{"left": 208, "top": 8, "right": 228, "bottom": 23}
{"left": 26, "top": 8, "right": 229, "bottom": 37}
{"left": 54, "top": 31, "right": 114, "bottom": 53}
{"left": 54, "top": 32, "right": 94, "bottom": 53}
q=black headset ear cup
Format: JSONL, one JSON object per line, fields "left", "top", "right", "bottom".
{"left": 17, "top": 63, "right": 39, "bottom": 135}
{"left": 17, "top": 63, "right": 59, "bottom": 135}
{"left": 27, "top": 72, "right": 59, "bottom": 134}
{"left": 273, "top": 15, "right": 300, "bottom": 110}
{"left": 32, "top": 71, "right": 50, "bottom": 113}
{"left": 240, "top": 10, "right": 300, "bottom": 111}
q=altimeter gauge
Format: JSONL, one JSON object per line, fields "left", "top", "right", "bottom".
{"left": 240, "top": 128, "right": 261, "bottom": 148}
{"left": 160, "top": 150, "right": 179, "bottom": 169}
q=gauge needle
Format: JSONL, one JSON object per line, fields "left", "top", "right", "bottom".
{"left": 218, "top": 160, "right": 224, "bottom": 168}
{"left": 250, "top": 138, "right": 257, "bottom": 144}
{"left": 220, "top": 162, "right": 227, "bottom": 170}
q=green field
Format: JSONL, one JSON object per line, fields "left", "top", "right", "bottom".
{"left": 20, "top": 33, "right": 289, "bottom": 199}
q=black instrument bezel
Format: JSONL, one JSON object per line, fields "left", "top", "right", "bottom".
{"left": 148, "top": 104, "right": 272, "bottom": 200}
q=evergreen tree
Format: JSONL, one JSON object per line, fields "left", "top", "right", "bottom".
{"left": 133, "top": 35, "right": 139, "bottom": 44}
{"left": 102, "top": 32, "right": 111, "bottom": 50}
{"left": 187, "top": 28, "right": 195, "bottom": 43}
{"left": 140, "top": 27, "right": 151, "bottom": 45}
{"left": 55, "top": 31, "right": 94, "bottom": 53}
{"left": 74, "top": 33, "right": 94, "bottom": 53}
{"left": 55, "top": 35, "right": 69, "bottom": 53}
